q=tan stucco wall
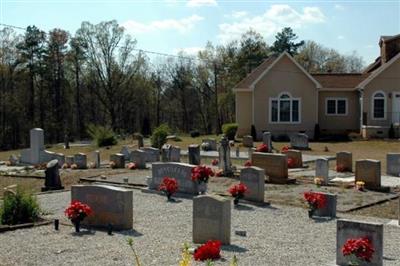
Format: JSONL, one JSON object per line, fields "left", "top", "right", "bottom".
{"left": 253, "top": 55, "right": 318, "bottom": 138}
{"left": 235, "top": 91, "right": 252, "bottom": 136}
{"left": 363, "top": 57, "right": 400, "bottom": 127}
{"left": 318, "top": 91, "right": 360, "bottom": 134}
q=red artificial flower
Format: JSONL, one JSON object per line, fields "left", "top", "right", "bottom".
{"left": 303, "top": 191, "right": 327, "bottom": 209}
{"left": 158, "top": 176, "right": 179, "bottom": 195}
{"left": 281, "top": 145, "right": 289, "bottom": 153}
{"left": 336, "top": 165, "right": 345, "bottom": 172}
{"left": 228, "top": 183, "right": 248, "bottom": 198}
{"left": 287, "top": 157, "right": 296, "bottom": 168}
{"left": 64, "top": 200, "right": 93, "bottom": 222}
{"left": 127, "top": 162, "right": 137, "bottom": 170}
{"left": 211, "top": 159, "right": 219, "bottom": 166}
{"left": 342, "top": 237, "right": 374, "bottom": 262}
{"left": 255, "top": 143, "right": 268, "bottom": 153}
{"left": 215, "top": 169, "right": 223, "bottom": 177}
{"left": 193, "top": 240, "right": 222, "bottom": 261}
{"left": 191, "top": 165, "right": 214, "bottom": 183}
{"left": 244, "top": 160, "right": 252, "bottom": 167}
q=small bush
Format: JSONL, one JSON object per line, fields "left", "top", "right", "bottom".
{"left": 222, "top": 123, "right": 238, "bottom": 140}
{"left": 87, "top": 124, "right": 118, "bottom": 147}
{"left": 151, "top": 124, "right": 171, "bottom": 148}
{"left": 0, "top": 188, "right": 40, "bottom": 225}
{"left": 190, "top": 130, "right": 200, "bottom": 138}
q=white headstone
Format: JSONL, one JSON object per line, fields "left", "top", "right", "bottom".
{"left": 315, "top": 158, "right": 329, "bottom": 185}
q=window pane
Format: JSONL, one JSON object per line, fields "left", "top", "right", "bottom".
{"left": 280, "top": 100, "right": 290, "bottom": 122}
{"left": 292, "top": 100, "right": 299, "bottom": 122}
{"left": 337, "top": 100, "right": 346, "bottom": 114}
{"left": 327, "top": 100, "right": 336, "bottom": 114}
{"left": 271, "top": 100, "right": 278, "bottom": 122}
{"left": 374, "top": 99, "right": 384, "bottom": 118}
{"left": 280, "top": 94, "right": 290, "bottom": 99}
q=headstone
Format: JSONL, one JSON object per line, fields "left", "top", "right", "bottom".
{"left": 137, "top": 135, "right": 144, "bottom": 148}
{"left": 283, "top": 149, "right": 303, "bottom": 168}
{"left": 262, "top": 132, "right": 272, "bottom": 152}
{"left": 94, "top": 151, "right": 100, "bottom": 168}
{"left": 193, "top": 195, "right": 231, "bottom": 245}
{"left": 252, "top": 152, "right": 292, "bottom": 184}
{"left": 71, "top": 184, "right": 133, "bottom": 230}
{"left": 20, "top": 128, "right": 45, "bottom": 164}
{"left": 149, "top": 162, "right": 199, "bottom": 194}
{"left": 73, "top": 153, "right": 87, "bottom": 169}
{"left": 120, "top": 146, "right": 131, "bottom": 161}
{"left": 218, "top": 136, "right": 232, "bottom": 176}
{"left": 313, "top": 192, "right": 336, "bottom": 218}
{"left": 170, "top": 146, "right": 181, "bottom": 162}
{"left": 290, "top": 133, "right": 309, "bottom": 150}
{"left": 355, "top": 159, "right": 381, "bottom": 190}
{"left": 42, "top": 159, "right": 64, "bottom": 191}
{"left": 65, "top": 156, "right": 74, "bottom": 166}
{"left": 242, "top": 135, "right": 253, "bottom": 148}
{"left": 130, "top": 150, "right": 146, "bottom": 169}
{"left": 8, "top": 154, "right": 19, "bottom": 166}
{"left": 53, "top": 153, "right": 65, "bottom": 167}
{"left": 110, "top": 153, "right": 125, "bottom": 168}
{"left": 315, "top": 158, "right": 329, "bottom": 185}
{"left": 188, "top": 144, "right": 201, "bottom": 165}
{"left": 141, "top": 147, "right": 160, "bottom": 162}
{"left": 387, "top": 153, "right": 400, "bottom": 176}
{"left": 336, "top": 219, "right": 383, "bottom": 266}
{"left": 239, "top": 166, "right": 265, "bottom": 202}
{"left": 64, "top": 133, "right": 70, "bottom": 149}
{"left": 161, "top": 144, "right": 172, "bottom": 162}
{"left": 201, "top": 139, "right": 217, "bottom": 151}
{"left": 336, "top": 151, "right": 352, "bottom": 172}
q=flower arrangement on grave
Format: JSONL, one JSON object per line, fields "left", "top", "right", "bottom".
{"left": 158, "top": 177, "right": 179, "bottom": 201}
{"left": 255, "top": 143, "right": 268, "bottom": 153}
{"left": 191, "top": 165, "right": 214, "bottom": 184}
{"left": 314, "top": 177, "right": 323, "bottom": 187}
{"left": 110, "top": 161, "right": 117, "bottom": 169}
{"left": 64, "top": 200, "right": 92, "bottom": 233}
{"left": 281, "top": 145, "right": 289, "bottom": 153}
{"left": 70, "top": 163, "right": 78, "bottom": 170}
{"left": 127, "top": 162, "right": 137, "bottom": 170}
{"left": 211, "top": 159, "right": 219, "bottom": 166}
{"left": 62, "top": 163, "right": 69, "bottom": 169}
{"left": 303, "top": 191, "right": 327, "bottom": 218}
{"left": 228, "top": 183, "right": 248, "bottom": 205}
{"left": 215, "top": 169, "right": 223, "bottom": 177}
{"left": 287, "top": 157, "right": 296, "bottom": 168}
{"left": 244, "top": 160, "right": 252, "bottom": 167}
{"left": 336, "top": 164, "right": 346, "bottom": 172}
{"left": 355, "top": 181, "right": 365, "bottom": 191}
{"left": 342, "top": 236, "right": 374, "bottom": 264}
{"left": 193, "top": 240, "right": 221, "bottom": 261}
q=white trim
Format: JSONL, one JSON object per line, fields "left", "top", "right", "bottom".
{"left": 392, "top": 92, "right": 400, "bottom": 124}
{"left": 358, "top": 52, "right": 400, "bottom": 89}
{"left": 371, "top": 90, "right": 387, "bottom": 120}
{"left": 325, "top": 97, "right": 348, "bottom": 116}
{"left": 249, "top": 51, "right": 322, "bottom": 90}
{"left": 268, "top": 92, "right": 302, "bottom": 124}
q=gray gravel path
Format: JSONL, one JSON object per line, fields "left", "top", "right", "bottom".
{"left": 1, "top": 189, "right": 400, "bottom": 266}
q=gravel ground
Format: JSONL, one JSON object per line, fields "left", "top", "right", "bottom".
{"left": 1, "top": 189, "right": 400, "bottom": 266}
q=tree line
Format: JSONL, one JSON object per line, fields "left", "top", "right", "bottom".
{"left": 0, "top": 21, "right": 364, "bottom": 150}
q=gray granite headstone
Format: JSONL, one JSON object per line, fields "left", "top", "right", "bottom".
{"left": 315, "top": 158, "right": 329, "bottom": 185}
{"left": 201, "top": 139, "right": 217, "bottom": 151}
{"left": 283, "top": 149, "right": 303, "bottom": 168}
{"left": 337, "top": 151, "right": 352, "bottom": 172}
{"left": 141, "top": 147, "right": 160, "bottom": 162}
{"left": 218, "top": 136, "right": 232, "bottom": 176}
{"left": 188, "top": 144, "right": 201, "bottom": 165}
{"left": 161, "top": 144, "right": 172, "bottom": 162}
{"left": 290, "top": 133, "right": 309, "bottom": 150}
{"left": 65, "top": 156, "right": 74, "bottom": 166}
{"left": 120, "top": 146, "right": 131, "bottom": 161}
{"left": 239, "top": 166, "right": 265, "bottom": 202}
{"left": 355, "top": 159, "right": 381, "bottom": 190}
{"left": 71, "top": 184, "right": 133, "bottom": 230}
{"left": 73, "top": 153, "right": 87, "bottom": 169}
{"left": 262, "top": 132, "right": 272, "bottom": 152}
{"left": 193, "top": 195, "right": 231, "bottom": 244}
{"left": 170, "top": 146, "right": 181, "bottom": 162}
{"left": 242, "top": 135, "right": 253, "bottom": 148}
{"left": 94, "top": 151, "right": 100, "bottom": 168}
{"left": 312, "top": 192, "right": 336, "bottom": 218}
{"left": 252, "top": 152, "right": 289, "bottom": 184}
{"left": 336, "top": 219, "right": 383, "bottom": 266}
{"left": 42, "top": 159, "right": 63, "bottom": 191}
{"left": 130, "top": 150, "right": 146, "bottom": 169}
{"left": 387, "top": 153, "right": 400, "bottom": 176}
{"left": 110, "top": 153, "right": 125, "bottom": 168}
{"left": 20, "top": 128, "right": 45, "bottom": 164}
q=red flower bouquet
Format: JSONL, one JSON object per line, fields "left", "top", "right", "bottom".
{"left": 342, "top": 237, "right": 374, "bottom": 263}
{"left": 65, "top": 200, "right": 92, "bottom": 232}
{"left": 255, "top": 143, "right": 268, "bottom": 152}
{"left": 336, "top": 164, "right": 346, "bottom": 172}
{"left": 303, "top": 191, "right": 327, "bottom": 218}
{"left": 211, "top": 159, "right": 219, "bottom": 166}
{"left": 193, "top": 240, "right": 221, "bottom": 261}
{"left": 287, "top": 157, "right": 296, "bottom": 168}
{"left": 229, "top": 183, "right": 248, "bottom": 205}
{"left": 244, "top": 160, "right": 252, "bottom": 167}
{"left": 158, "top": 176, "right": 178, "bottom": 200}
{"left": 191, "top": 165, "right": 214, "bottom": 183}
{"left": 281, "top": 145, "right": 289, "bottom": 153}
{"left": 127, "top": 162, "right": 137, "bottom": 170}
{"left": 215, "top": 169, "right": 223, "bottom": 177}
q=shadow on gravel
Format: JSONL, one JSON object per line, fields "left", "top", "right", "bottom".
{"left": 118, "top": 229, "right": 143, "bottom": 237}
{"left": 221, "top": 244, "right": 248, "bottom": 253}
{"left": 234, "top": 205, "right": 254, "bottom": 211}
{"left": 71, "top": 230, "right": 96, "bottom": 236}
{"left": 383, "top": 256, "right": 397, "bottom": 262}
{"left": 312, "top": 217, "right": 336, "bottom": 223}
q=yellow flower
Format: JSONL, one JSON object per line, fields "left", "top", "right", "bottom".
{"left": 314, "top": 177, "right": 323, "bottom": 186}
{"left": 179, "top": 243, "right": 192, "bottom": 266}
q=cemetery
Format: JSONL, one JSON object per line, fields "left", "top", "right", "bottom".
{"left": 1, "top": 128, "right": 400, "bottom": 265}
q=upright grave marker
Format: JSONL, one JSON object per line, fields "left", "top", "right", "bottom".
{"left": 355, "top": 159, "right": 381, "bottom": 190}
{"left": 262, "top": 132, "right": 272, "bottom": 152}
{"left": 239, "top": 166, "right": 265, "bottom": 202}
{"left": 337, "top": 151, "right": 352, "bottom": 172}
{"left": 42, "top": 159, "right": 64, "bottom": 191}
{"left": 290, "top": 133, "right": 309, "bottom": 150}
{"left": 387, "top": 153, "right": 400, "bottom": 176}
{"left": 193, "top": 195, "right": 231, "bottom": 244}
{"left": 242, "top": 135, "right": 253, "bottom": 148}
{"left": 74, "top": 153, "right": 87, "bottom": 169}
{"left": 130, "top": 150, "right": 146, "bottom": 169}
{"left": 252, "top": 152, "right": 293, "bottom": 184}
{"left": 141, "top": 147, "right": 160, "bottom": 162}
{"left": 315, "top": 158, "right": 329, "bottom": 185}
{"left": 188, "top": 144, "right": 201, "bottom": 165}
{"left": 110, "top": 153, "right": 125, "bottom": 168}
{"left": 283, "top": 149, "right": 303, "bottom": 168}
{"left": 219, "top": 136, "right": 232, "bottom": 176}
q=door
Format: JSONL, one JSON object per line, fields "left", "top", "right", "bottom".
{"left": 392, "top": 92, "right": 400, "bottom": 124}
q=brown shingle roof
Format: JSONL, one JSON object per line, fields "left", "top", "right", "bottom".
{"left": 234, "top": 55, "right": 277, "bottom": 89}
{"left": 311, "top": 73, "right": 370, "bottom": 89}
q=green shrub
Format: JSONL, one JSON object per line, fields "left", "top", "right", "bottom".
{"left": 151, "top": 124, "right": 171, "bottom": 148}
{"left": 190, "top": 130, "right": 200, "bottom": 138}
{"left": 222, "top": 123, "right": 238, "bottom": 140}
{"left": 87, "top": 124, "right": 118, "bottom": 147}
{"left": 0, "top": 188, "right": 40, "bottom": 225}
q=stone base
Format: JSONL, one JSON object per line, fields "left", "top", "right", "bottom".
{"left": 41, "top": 186, "right": 64, "bottom": 192}
{"left": 267, "top": 177, "right": 296, "bottom": 184}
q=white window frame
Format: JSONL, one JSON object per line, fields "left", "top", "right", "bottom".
{"left": 371, "top": 90, "right": 386, "bottom": 120}
{"left": 269, "top": 92, "right": 301, "bottom": 124}
{"left": 325, "top": 97, "right": 348, "bottom": 116}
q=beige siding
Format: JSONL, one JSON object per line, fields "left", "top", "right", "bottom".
{"left": 235, "top": 91, "right": 252, "bottom": 136}
{"left": 318, "top": 91, "right": 360, "bottom": 133}
{"left": 363, "top": 58, "right": 400, "bottom": 127}
{"left": 253, "top": 55, "right": 318, "bottom": 138}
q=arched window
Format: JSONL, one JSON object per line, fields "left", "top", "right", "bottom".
{"left": 372, "top": 91, "right": 386, "bottom": 119}
{"left": 270, "top": 92, "right": 301, "bottom": 123}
